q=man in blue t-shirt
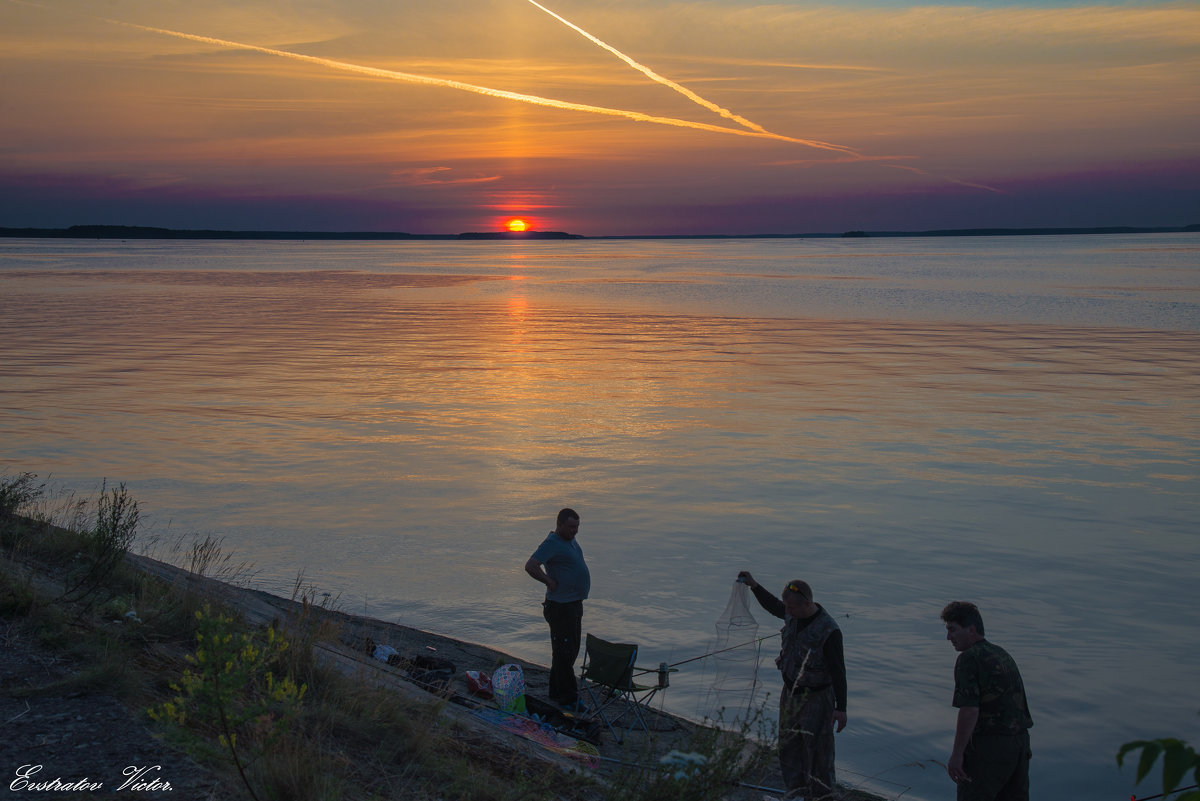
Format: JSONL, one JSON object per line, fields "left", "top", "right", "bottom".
{"left": 524, "top": 507, "right": 591, "bottom": 707}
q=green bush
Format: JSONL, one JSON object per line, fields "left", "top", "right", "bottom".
{"left": 150, "top": 604, "right": 307, "bottom": 801}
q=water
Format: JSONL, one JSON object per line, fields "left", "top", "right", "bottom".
{"left": 2, "top": 235, "right": 1197, "bottom": 800}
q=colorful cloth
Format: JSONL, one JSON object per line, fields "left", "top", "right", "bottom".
{"left": 471, "top": 707, "right": 600, "bottom": 768}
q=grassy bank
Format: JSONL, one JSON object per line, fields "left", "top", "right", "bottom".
{"left": 2, "top": 473, "right": 834, "bottom": 801}
{"left": 0, "top": 477, "right": 570, "bottom": 799}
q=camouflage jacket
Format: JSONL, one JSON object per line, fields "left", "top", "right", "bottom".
{"left": 953, "top": 639, "right": 1033, "bottom": 735}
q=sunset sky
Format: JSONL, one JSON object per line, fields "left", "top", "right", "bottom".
{"left": 2, "top": 0, "right": 1198, "bottom": 235}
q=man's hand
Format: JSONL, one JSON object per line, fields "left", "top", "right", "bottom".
{"left": 524, "top": 557, "right": 556, "bottom": 591}
{"left": 947, "top": 752, "right": 970, "bottom": 784}
{"left": 947, "top": 706, "right": 979, "bottom": 784}
{"left": 833, "top": 710, "right": 847, "bottom": 732}
{"left": 737, "top": 570, "right": 759, "bottom": 589}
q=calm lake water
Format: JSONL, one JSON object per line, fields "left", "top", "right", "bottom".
{"left": 2, "top": 234, "right": 1198, "bottom": 800}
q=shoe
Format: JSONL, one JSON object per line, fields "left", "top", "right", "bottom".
{"left": 559, "top": 701, "right": 588, "bottom": 714}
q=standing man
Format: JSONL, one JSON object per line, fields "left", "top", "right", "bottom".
{"left": 738, "top": 571, "right": 847, "bottom": 801}
{"left": 525, "top": 508, "right": 590, "bottom": 709}
{"left": 942, "top": 601, "right": 1033, "bottom": 801}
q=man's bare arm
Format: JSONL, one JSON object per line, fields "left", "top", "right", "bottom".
{"left": 524, "top": 556, "right": 557, "bottom": 592}
{"left": 947, "top": 706, "right": 979, "bottom": 784}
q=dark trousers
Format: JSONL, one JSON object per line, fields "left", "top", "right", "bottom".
{"left": 779, "top": 684, "right": 837, "bottom": 801}
{"left": 959, "top": 730, "right": 1031, "bottom": 801}
{"left": 542, "top": 600, "right": 583, "bottom": 704}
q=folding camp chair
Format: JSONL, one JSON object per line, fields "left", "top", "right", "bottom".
{"left": 578, "top": 633, "right": 670, "bottom": 744}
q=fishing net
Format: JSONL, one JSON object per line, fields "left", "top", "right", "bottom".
{"left": 698, "top": 580, "right": 761, "bottom": 727}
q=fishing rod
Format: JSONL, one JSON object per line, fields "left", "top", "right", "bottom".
{"left": 627, "top": 633, "right": 780, "bottom": 683}
{"left": 665, "top": 633, "right": 780, "bottom": 670}
{"left": 1132, "top": 784, "right": 1199, "bottom": 801}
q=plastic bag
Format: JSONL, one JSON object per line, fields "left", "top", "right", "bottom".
{"left": 373, "top": 644, "right": 399, "bottom": 663}
{"left": 492, "top": 663, "right": 527, "bottom": 714}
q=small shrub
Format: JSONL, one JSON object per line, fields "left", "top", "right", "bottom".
{"left": 58, "top": 481, "right": 139, "bottom": 604}
{"left": 0, "top": 568, "right": 36, "bottom": 616}
{"left": 0, "top": 472, "right": 45, "bottom": 519}
{"left": 150, "top": 605, "right": 307, "bottom": 801}
{"left": 26, "top": 603, "right": 70, "bottom": 651}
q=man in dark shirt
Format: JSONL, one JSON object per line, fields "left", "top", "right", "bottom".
{"left": 942, "top": 601, "right": 1033, "bottom": 801}
{"left": 739, "top": 571, "right": 847, "bottom": 801}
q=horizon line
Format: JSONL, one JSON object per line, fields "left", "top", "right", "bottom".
{"left": 2, "top": 223, "right": 1198, "bottom": 241}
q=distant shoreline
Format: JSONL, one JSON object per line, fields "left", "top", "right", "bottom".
{"left": 1, "top": 223, "right": 1197, "bottom": 241}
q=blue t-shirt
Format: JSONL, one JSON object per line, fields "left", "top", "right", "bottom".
{"left": 531, "top": 532, "right": 591, "bottom": 603}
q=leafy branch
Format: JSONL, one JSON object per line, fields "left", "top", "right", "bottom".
{"left": 1118, "top": 734, "right": 1200, "bottom": 801}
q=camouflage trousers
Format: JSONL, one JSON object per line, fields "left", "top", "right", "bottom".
{"left": 779, "top": 684, "right": 837, "bottom": 801}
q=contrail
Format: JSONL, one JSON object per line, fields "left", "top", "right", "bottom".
{"left": 105, "top": 18, "right": 860, "bottom": 155}
{"left": 883, "top": 163, "right": 1003, "bottom": 193}
{"left": 523, "top": 0, "right": 773, "bottom": 135}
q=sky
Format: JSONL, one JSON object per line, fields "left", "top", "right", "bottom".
{"left": 1, "top": 0, "right": 1198, "bottom": 235}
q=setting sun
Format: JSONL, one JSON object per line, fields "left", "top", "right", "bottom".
{"left": 505, "top": 218, "right": 528, "bottom": 232}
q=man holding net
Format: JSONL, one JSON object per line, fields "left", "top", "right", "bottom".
{"left": 738, "top": 571, "right": 848, "bottom": 801}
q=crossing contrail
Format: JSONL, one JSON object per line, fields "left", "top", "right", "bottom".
{"left": 103, "top": 17, "right": 861, "bottom": 156}
{"left": 523, "top": 0, "right": 774, "bottom": 135}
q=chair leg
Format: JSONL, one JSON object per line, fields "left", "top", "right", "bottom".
{"left": 623, "top": 688, "right": 658, "bottom": 739}
{"left": 582, "top": 683, "right": 625, "bottom": 744}
{"left": 594, "top": 687, "right": 661, "bottom": 743}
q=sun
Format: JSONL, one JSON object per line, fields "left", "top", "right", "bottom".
{"left": 505, "top": 218, "right": 529, "bottom": 232}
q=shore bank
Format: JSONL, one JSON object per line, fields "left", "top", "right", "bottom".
{"left": 129, "top": 553, "right": 886, "bottom": 800}
{"left": 2, "top": 524, "right": 885, "bottom": 800}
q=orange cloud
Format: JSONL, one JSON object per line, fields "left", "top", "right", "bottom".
{"left": 389, "top": 167, "right": 502, "bottom": 187}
